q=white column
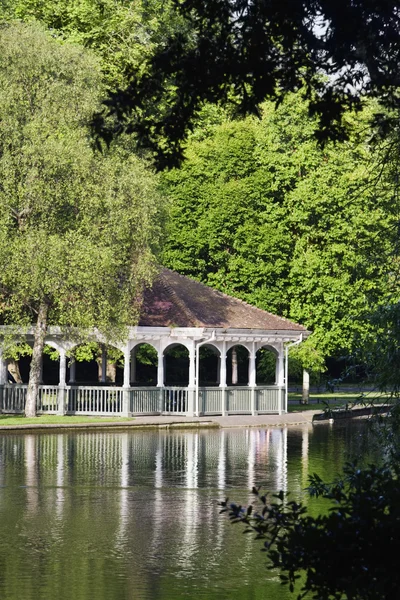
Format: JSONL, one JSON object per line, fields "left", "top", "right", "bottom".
{"left": 130, "top": 346, "right": 136, "bottom": 385}
{"left": 58, "top": 349, "right": 67, "bottom": 415}
{"left": 123, "top": 347, "right": 130, "bottom": 388}
{"left": 189, "top": 345, "right": 196, "bottom": 388}
{"left": 58, "top": 350, "right": 66, "bottom": 386}
{"left": 157, "top": 350, "right": 164, "bottom": 387}
{"left": 219, "top": 342, "right": 227, "bottom": 387}
{"left": 69, "top": 357, "right": 76, "bottom": 383}
{"left": 277, "top": 349, "right": 285, "bottom": 386}
{"left": 122, "top": 347, "right": 130, "bottom": 417}
{"left": 101, "top": 345, "right": 107, "bottom": 383}
{"left": 0, "top": 349, "right": 7, "bottom": 385}
{"left": 248, "top": 350, "right": 256, "bottom": 387}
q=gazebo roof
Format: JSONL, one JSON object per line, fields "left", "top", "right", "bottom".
{"left": 139, "top": 268, "right": 307, "bottom": 332}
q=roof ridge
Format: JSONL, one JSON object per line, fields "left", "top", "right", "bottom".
{"left": 161, "top": 267, "right": 306, "bottom": 331}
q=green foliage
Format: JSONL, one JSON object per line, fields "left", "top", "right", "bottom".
{"left": 43, "top": 345, "right": 59, "bottom": 361}
{"left": 71, "top": 343, "right": 123, "bottom": 367}
{"left": 1, "top": 342, "right": 32, "bottom": 361}
{"left": 161, "top": 94, "right": 396, "bottom": 369}
{"left": 358, "top": 302, "right": 400, "bottom": 394}
{"left": 0, "top": 0, "right": 183, "bottom": 92}
{"left": 255, "top": 348, "right": 276, "bottom": 384}
{"left": 135, "top": 344, "right": 158, "bottom": 367}
{"left": 89, "top": 0, "right": 400, "bottom": 168}
{"left": 221, "top": 461, "right": 400, "bottom": 600}
{"left": 0, "top": 21, "right": 164, "bottom": 347}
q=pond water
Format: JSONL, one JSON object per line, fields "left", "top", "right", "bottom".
{"left": 0, "top": 422, "right": 372, "bottom": 600}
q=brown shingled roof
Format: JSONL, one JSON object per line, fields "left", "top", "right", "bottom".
{"left": 138, "top": 268, "right": 306, "bottom": 331}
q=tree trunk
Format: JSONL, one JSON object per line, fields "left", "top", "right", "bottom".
{"left": 107, "top": 362, "right": 116, "bottom": 383}
{"left": 232, "top": 347, "right": 238, "bottom": 385}
{"left": 7, "top": 358, "right": 23, "bottom": 383}
{"left": 97, "top": 350, "right": 116, "bottom": 383}
{"left": 302, "top": 369, "right": 310, "bottom": 405}
{"left": 25, "top": 301, "right": 49, "bottom": 417}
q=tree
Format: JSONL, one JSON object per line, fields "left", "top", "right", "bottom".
{"left": 161, "top": 93, "right": 396, "bottom": 372}
{"left": 89, "top": 0, "right": 400, "bottom": 169}
{"left": 0, "top": 22, "right": 164, "bottom": 416}
{"left": 0, "top": 0, "right": 183, "bottom": 92}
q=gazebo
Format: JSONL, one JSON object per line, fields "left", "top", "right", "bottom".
{"left": 0, "top": 269, "right": 309, "bottom": 417}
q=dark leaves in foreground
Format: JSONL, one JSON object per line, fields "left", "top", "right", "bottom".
{"left": 220, "top": 463, "right": 400, "bottom": 599}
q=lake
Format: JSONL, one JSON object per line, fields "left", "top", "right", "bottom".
{"left": 0, "top": 422, "right": 372, "bottom": 599}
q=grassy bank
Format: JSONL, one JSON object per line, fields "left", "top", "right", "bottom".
{"left": 288, "top": 392, "right": 390, "bottom": 412}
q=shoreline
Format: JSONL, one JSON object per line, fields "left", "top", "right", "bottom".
{"left": 0, "top": 411, "right": 320, "bottom": 432}
{"left": 0, "top": 404, "right": 383, "bottom": 433}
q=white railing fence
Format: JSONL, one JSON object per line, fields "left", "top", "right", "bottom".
{"left": 68, "top": 386, "right": 123, "bottom": 415}
{"left": 162, "top": 387, "right": 188, "bottom": 415}
{"left": 0, "top": 385, "right": 285, "bottom": 416}
{"left": 130, "top": 388, "right": 160, "bottom": 415}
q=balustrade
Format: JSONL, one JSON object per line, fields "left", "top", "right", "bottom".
{"left": 0, "top": 385, "right": 285, "bottom": 416}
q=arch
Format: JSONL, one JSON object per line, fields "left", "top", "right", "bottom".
{"left": 257, "top": 344, "right": 279, "bottom": 357}
{"left": 225, "top": 341, "right": 252, "bottom": 354}
{"left": 130, "top": 342, "right": 158, "bottom": 386}
{"left": 5, "top": 342, "right": 32, "bottom": 384}
{"left": 226, "top": 344, "right": 249, "bottom": 386}
{"left": 130, "top": 340, "right": 159, "bottom": 354}
{"left": 5, "top": 342, "right": 63, "bottom": 385}
{"left": 43, "top": 340, "right": 62, "bottom": 352}
{"left": 198, "top": 343, "right": 221, "bottom": 386}
{"left": 68, "top": 342, "right": 123, "bottom": 385}
{"left": 163, "top": 343, "right": 189, "bottom": 387}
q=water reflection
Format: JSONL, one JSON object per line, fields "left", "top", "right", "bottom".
{"left": 0, "top": 422, "right": 370, "bottom": 600}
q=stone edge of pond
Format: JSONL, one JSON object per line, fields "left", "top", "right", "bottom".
{"left": 0, "top": 412, "right": 323, "bottom": 433}
{"left": 0, "top": 421, "right": 222, "bottom": 433}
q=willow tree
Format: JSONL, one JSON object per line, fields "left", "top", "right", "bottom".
{"left": 0, "top": 22, "right": 164, "bottom": 417}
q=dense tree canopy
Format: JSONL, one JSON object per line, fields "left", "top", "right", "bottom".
{"left": 161, "top": 95, "right": 397, "bottom": 369}
{"left": 0, "top": 21, "right": 164, "bottom": 415}
{"left": 0, "top": 0, "right": 182, "bottom": 91}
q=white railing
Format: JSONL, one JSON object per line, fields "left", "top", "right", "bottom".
{"left": 256, "top": 387, "right": 284, "bottom": 413}
{"left": 0, "top": 384, "right": 60, "bottom": 413}
{"left": 1, "top": 384, "right": 27, "bottom": 413}
{"left": 199, "top": 388, "right": 223, "bottom": 414}
{"left": 162, "top": 387, "right": 187, "bottom": 414}
{"left": 130, "top": 388, "right": 160, "bottom": 414}
{"left": 226, "top": 387, "right": 253, "bottom": 413}
{"left": 0, "top": 385, "right": 285, "bottom": 416}
{"left": 68, "top": 386, "right": 123, "bottom": 415}
{"left": 38, "top": 386, "right": 59, "bottom": 413}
